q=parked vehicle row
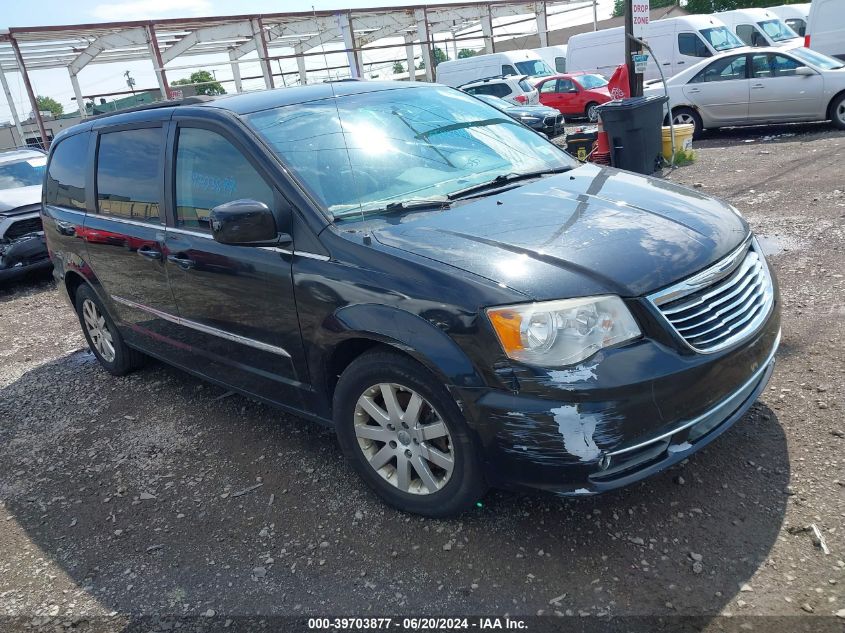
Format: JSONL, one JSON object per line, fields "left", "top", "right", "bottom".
{"left": 805, "top": 0, "right": 845, "bottom": 62}
{"left": 436, "top": 50, "right": 554, "bottom": 88}
{"left": 42, "top": 83, "right": 780, "bottom": 516}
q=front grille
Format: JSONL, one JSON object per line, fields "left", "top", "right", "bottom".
{"left": 651, "top": 239, "right": 774, "bottom": 353}
{"left": 5, "top": 216, "right": 43, "bottom": 240}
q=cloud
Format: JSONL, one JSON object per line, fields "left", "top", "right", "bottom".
{"left": 90, "top": 0, "right": 213, "bottom": 21}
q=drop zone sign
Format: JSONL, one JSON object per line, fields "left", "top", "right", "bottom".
{"left": 632, "top": 0, "right": 650, "bottom": 38}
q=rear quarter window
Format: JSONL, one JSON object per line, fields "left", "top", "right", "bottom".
{"left": 45, "top": 133, "right": 89, "bottom": 210}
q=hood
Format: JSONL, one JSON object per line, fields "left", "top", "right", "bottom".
{"left": 372, "top": 164, "right": 748, "bottom": 300}
{"left": 0, "top": 185, "right": 42, "bottom": 214}
{"left": 506, "top": 105, "right": 560, "bottom": 117}
{"left": 587, "top": 86, "right": 612, "bottom": 98}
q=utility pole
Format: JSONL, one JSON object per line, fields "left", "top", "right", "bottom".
{"left": 624, "top": 0, "right": 646, "bottom": 97}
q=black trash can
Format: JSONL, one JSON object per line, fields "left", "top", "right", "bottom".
{"left": 596, "top": 95, "right": 668, "bottom": 174}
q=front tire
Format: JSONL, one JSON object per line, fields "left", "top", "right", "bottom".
{"left": 672, "top": 107, "right": 703, "bottom": 139}
{"left": 333, "top": 349, "right": 486, "bottom": 517}
{"left": 74, "top": 284, "right": 144, "bottom": 376}
{"left": 585, "top": 102, "right": 600, "bottom": 122}
{"left": 830, "top": 93, "right": 845, "bottom": 130}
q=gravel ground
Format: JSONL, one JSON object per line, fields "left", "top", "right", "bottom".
{"left": 1, "top": 121, "right": 843, "bottom": 633}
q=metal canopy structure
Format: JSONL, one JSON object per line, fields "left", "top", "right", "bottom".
{"left": 0, "top": 0, "right": 591, "bottom": 148}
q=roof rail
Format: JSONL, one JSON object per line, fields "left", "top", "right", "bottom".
{"left": 88, "top": 95, "right": 217, "bottom": 121}
{"left": 457, "top": 74, "right": 528, "bottom": 88}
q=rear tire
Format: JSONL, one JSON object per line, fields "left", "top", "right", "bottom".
{"left": 672, "top": 107, "right": 703, "bottom": 139}
{"left": 74, "top": 284, "right": 144, "bottom": 376}
{"left": 830, "top": 93, "right": 845, "bottom": 130}
{"left": 333, "top": 349, "right": 487, "bottom": 517}
{"left": 585, "top": 102, "right": 600, "bottom": 122}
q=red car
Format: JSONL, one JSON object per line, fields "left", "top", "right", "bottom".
{"left": 534, "top": 73, "right": 612, "bottom": 122}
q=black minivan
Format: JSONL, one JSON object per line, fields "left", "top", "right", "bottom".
{"left": 42, "top": 82, "right": 780, "bottom": 517}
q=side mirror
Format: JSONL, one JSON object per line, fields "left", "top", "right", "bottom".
{"left": 209, "top": 199, "right": 291, "bottom": 247}
{"left": 795, "top": 66, "right": 815, "bottom": 77}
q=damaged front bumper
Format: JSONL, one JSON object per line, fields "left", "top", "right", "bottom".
{"left": 461, "top": 304, "right": 781, "bottom": 496}
{"left": 0, "top": 232, "right": 52, "bottom": 282}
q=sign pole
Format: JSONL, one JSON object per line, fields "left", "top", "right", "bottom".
{"left": 625, "top": 0, "right": 648, "bottom": 97}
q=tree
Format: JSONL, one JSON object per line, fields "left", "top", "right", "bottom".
{"left": 457, "top": 49, "right": 477, "bottom": 59}
{"left": 171, "top": 70, "right": 226, "bottom": 96}
{"left": 417, "top": 47, "right": 449, "bottom": 69}
{"left": 392, "top": 61, "right": 405, "bottom": 74}
{"left": 35, "top": 96, "right": 63, "bottom": 118}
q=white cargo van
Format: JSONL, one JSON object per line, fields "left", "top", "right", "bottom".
{"left": 768, "top": 4, "right": 811, "bottom": 37}
{"left": 532, "top": 45, "right": 568, "bottom": 73}
{"left": 434, "top": 50, "right": 554, "bottom": 88}
{"left": 805, "top": 0, "right": 845, "bottom": 61}
{"left": 566, "top": 15, "right": 745, "bottom": 82}
{"left": 715, "top": 8, "right": 802, "bottom": 48}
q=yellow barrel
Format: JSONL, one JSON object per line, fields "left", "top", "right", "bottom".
{"left": 662, "top": 124, "right": 694, "bottom": 158}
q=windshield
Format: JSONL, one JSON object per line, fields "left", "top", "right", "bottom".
{"left": 515, "top": 59, "right": 554, "bottom": 77}
{"left": 699, "top": 26, "right": 745, "bottom": 51}
{"left": 246, "top": 86, "right": 575, "bottom": 219}
{"left": 0, "top": 156, "right": 46, "bottom": 190}
{"left": 790, "top": 46, "right": 845, "bottom": 70}
{"left": 757, "top": 19, "right": 798, "bottom": 42}
{"left": 577, "top": 74, "right": 608, "bottom": 89}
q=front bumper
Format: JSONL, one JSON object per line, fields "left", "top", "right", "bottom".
{"left": 0, "top": 233, "right": 52, "bottom": 282}
{"left": 460, "top": 300, "right": 781, "bottom": 495}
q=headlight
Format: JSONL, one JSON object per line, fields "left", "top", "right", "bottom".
{"left": 486, "top": 296, "right": 641, "bottom": 367}
{"left": 519, "top": 115, "right": 542, "bottom": 123}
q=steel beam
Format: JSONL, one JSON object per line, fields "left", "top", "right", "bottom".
{"left": 68, "top": 69, "right": 86, "bottom": 118}
{"left": 8, "top": 35, "right": 49, "bottom": 149}
{"left": 338, "top": 12, "right": 362, "bottom": 79}
{"left": 228, "top": 49, "right": 242, "bottom": 92}
{"left": 68, "top": 27, "right": 148, "bottom": 75}
{"left": 251, "top": 18, "right": 274, "bottom": 89}
{"left": 0, "top": 65, "right": 25, "bottom": 143}
{"left": 161, "top": 21, "right": 253, "bottom": 64}
{"left": 145, "top": 25, "right": 171, "bottom": 99}
{"left": 294, "top": 44, "right": 307, "bottom": 85}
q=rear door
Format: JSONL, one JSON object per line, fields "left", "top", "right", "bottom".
{"left": 83, "top": 122, "right": 180, "bottom": 359}
{"left": 682, "top": 53, "right": 750, "bottom": 125}
{"left": 162, "top": 120, "right": 310, "bottom": 407}
{"left": 748, "top": 52, "right": 824, "bottom": 121}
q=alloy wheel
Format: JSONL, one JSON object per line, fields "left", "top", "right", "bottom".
{"left": 353, "top": 383, "right": 454, "bottom": 495}
{"left": 82, "top": 298, "right": 116, "bottom": 362}
{"left": 836, "top": 101, "right": 845, "bottom": 127}
{"left": 587, "top": 104, "right": 599, "bottom": 122}
{"left": 673, "top": 112, "right": 696, "bottom": 126}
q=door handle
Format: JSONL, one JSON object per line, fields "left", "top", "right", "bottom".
{"left": 677, "top": 61, "right": 685, "bottom": 64}
{"left": 167, "top": 253, "right": 196, "bottom": 269}
{"left": 137, "top": 246, "right": 162, "bottom": 260}
{"left": 688, "top": 88, "right": 701, "bottom": 93}
{"left": 752, "top": 83, "right": 765, "bottom": 89}
{"left": 662, "top": 62, "right": 671, "bottom": 66}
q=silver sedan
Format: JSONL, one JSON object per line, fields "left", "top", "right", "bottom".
{"left": 644, "top": 46, "right": 845, "bottom": 136}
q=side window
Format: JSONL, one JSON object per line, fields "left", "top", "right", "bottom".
{"left": 558, "top": 79, "right": 576, "bottom": 92}
{"left": 770, "top": 54, "right": 800, "bottom": 77}
{"left": 554, "top": 57, "right": 566, "bottom": 73}
{"left": 495, "top": 84, "right": 513, "bottom": 98}
{"left": 736, "top": 24, "right": 756, "bottom": 46}
{"left": 539, "top": 80, "right": 556, "bottom": 94}
{"left": 751, "top": 53, "right": 773, "bottom": 78}
{"left": 45, "top": 133, "right": 88, "bottom": 210}
{"left": 678, "top": 33, "right": 710, "bottom": 58}
{"left": 501, "top": 64, "right": 517, "bottom": 76}
{"left": 96, "top": 128, "right": 162, "bottom": 223}
{"left": 175, "top": 127, "right": 274, "bottom": 232}
{"left": 785, "top": 18, "right": 805, "bottom": 36}
{"left": 690, "top": 55, "right": 747, "bottom": 83}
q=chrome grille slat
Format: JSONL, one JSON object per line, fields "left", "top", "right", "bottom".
{"left": 649, "top": 239, "right": 774, "bottom": 354}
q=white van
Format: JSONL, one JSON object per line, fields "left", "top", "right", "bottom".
{"left": 434, "top": 50, "right": 554, "bottom": 88}
{"left": 767, "top": 4, "right": 811, "bottom": 37}
{"left": 805, "top": 0, "right": 845, "bottom": 61}
{"left": 715, "top": 8, "right": 802, "bottom": 48}
{"left": 532, "top": 45, "right": 568, "bottom": 73}
{"left": 566, "top": 15, "right": 745, "bottom": 82}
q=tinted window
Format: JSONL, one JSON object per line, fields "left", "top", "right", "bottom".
{"left": 558, "top": 79, "right": 576, "bottom": 92}
{"left": 175, "top": 128, "right": 273, "bottom": 232}
{"left": 690, "top": 55, "right": 747, "bottom": 83}
{"left": 736, "top": 24, "right": 764, "bottom": 46}
{"left": 784, "top": 18, "right": 805, "bottom": 37}
{"left": 96, "top": 128, "right": 162, "bottom": 223}
{"left": 769, "top": 53, "right": 801, "bottom": 76}
{"left": 678, "top": 33, "right": 710, "bottom": 58}
{"left": 0, "top": 155, "right": 46, "bottom": 190}
{"left": 502, "top": 64, "right": 517, "bottom": 76}
{"left": 554, "top": 57, "right": 566, "bottom": 73}
{"left": 518, "top": 79, "right": 533, "bottom": 92}
{"left": 45, "top": 134, "right": 88, "bottom": 209}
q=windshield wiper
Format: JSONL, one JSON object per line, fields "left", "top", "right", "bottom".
{"left": 447, "top": 167, "right": 572, "bottom": 200}
{"left": 335, "top": 198, "right": 451, "bottom": 219}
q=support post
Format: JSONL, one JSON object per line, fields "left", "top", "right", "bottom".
{"left": 593, "top": 0, "right": 599, "bottom": 31}
{"left": 339, "top": 11, "right": 362, "bottom": 79}
{"left": 624, "top": 0, "right": 644, "bottom": 97}
{"left": 9, "top": 35, "right": 49, "bottom": 149}
{"left": 229, "top": 50, "right": 243, "bottom": 93}
{"left": 251, "top": 18, "right": 275, "bottom": 89}
{"left": 0, "top": 66, "right": 25, "bottom": 143}
{"left": 536, "top": 2, "right": 549, "bottom": 47}
{"left": 68, "top": 70, "right": 86, "bottom": 118}
{"left": 145, "top": 24, "right": 171, "bottom": 99}
{"left": 294, "top": 44, "right": 307, "bottom": 85}
{"left": 414, "top": 8, "right": 433, "bottom": 82}
{"left": 404, "top": 33, "right": 415, "bottom": 82}
{"left": 481, "top": 7, "right": 495, "bottom": 54}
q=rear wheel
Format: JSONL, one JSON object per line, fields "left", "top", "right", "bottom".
{"left": 830, "top": 93, "right": 845, "bottom": 130}
{"left": 672, "top": 107, "right": 703, "bottom": 139}
{"left": 74, "top": 284, "right": 144, "bottom": 376}
{"left": 333, "top": 349, "right": 486, "bottom": 517}
{"left": 585, "top": 102, "right": 600, "bottom": 122}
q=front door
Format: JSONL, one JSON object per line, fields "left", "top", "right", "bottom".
{"left": 682, "top": 54, "right": 750, "bottom": 125}
{"left": 83, "top": 123, "right": 179, "bottom": 360}
{"left": 748, "top": 53, "right": 824, "bottom": 121}
{"left": 163, "top": 123, "right": 310, "bottom": 408}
